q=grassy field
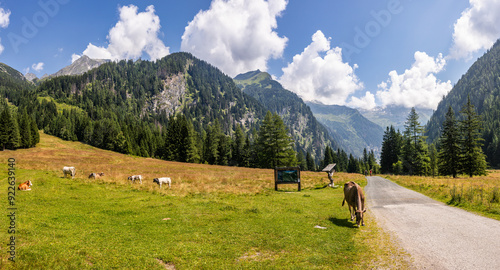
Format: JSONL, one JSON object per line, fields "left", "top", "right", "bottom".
{"left": 385, "top": 172, "right": 500, "bottom": 221}
{"left": 1, "top": 133, "right": 410, "bottom": 269}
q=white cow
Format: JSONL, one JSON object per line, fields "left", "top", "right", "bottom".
{"left": 63, "top": 166, "right": 76, "bottom": 178}
{"left": 128, "top": 175, "right": 142, "bottom": 184}
{"left": 153, "top": 177, "right": 171, "bottom": 189}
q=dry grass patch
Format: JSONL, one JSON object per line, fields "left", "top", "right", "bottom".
{"left": 385, "top": 171, "right": 500, "bottom": 220}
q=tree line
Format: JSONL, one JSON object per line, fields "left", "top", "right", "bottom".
{"left": 380, "top": 97, "right": 487, "bottom": 177}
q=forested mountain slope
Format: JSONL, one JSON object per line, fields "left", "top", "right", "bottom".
{"left": 234, "top": 70, "right": 336, "bottom": 162}
{"left": 426, "top": 39, "right": 500, "bottom": 167}
{"left": 306, "top": 102, "right": 384, "bottom": 158}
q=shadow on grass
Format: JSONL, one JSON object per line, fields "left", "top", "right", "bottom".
{"left": 328, "top": 216, "right": 357, "bottom": 228}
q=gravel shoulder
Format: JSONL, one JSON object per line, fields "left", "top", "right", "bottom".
{"left": 365, "top": 176, "right": 500, "bottom": 270}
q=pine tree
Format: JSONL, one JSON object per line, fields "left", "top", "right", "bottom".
{"left": 438, "top": 106, "right": 461, "bottom": 178}
{"left": 18, "top": 109, "right": 32, "bottom": 148}
{"left": 459, "top": 96, "right": 487, "bottom": 177}
{"left": 380, "top": 125, "right": 402, "bottom": 174}
{"left": 256, "top": 111, "right": 297, "bottom": 168}
{"left": 401, "top": 108, "right": 430, "bottom": 175}
{"left": 0, "top": 105, "right": 20, "bottom": 150}
{"left": 306, "top": 151, "right": 316, "bottom": 171}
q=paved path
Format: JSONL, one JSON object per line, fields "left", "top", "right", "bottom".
{"left": 365, "top": 176, "right": 500, "bottom": 270}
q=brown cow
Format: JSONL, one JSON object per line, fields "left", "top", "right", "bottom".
{"left": 342, "top": 181, "right": 366, "bottom": 226}
{"left": 89, "top": 172, "right": 104, "bottom": 179}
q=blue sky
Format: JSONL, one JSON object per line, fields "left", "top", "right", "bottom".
{"left": 1, "top": 0, "right": 499, "bottom": 110}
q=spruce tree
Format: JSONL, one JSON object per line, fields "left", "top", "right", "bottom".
{"left": 306, "top": 151, "right": 315, "bottom": 171}
{"left": 256, "top": 111, "right": 297, "bottom": 168}
{"left": 459, "top": 96, "right": 487, "bottom": 177}
{"left": 438, "top": 106, "right": 461, "bottom": 178}
{"left": 401, "top": 108, "right": 430, "bottom": 175}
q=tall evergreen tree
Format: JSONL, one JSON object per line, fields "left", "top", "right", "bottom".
{"left": 380, "top": 125, "right": 402, "bottom": 174}
{"left": 401, "top": 108, "right": 430, "bottom": 175}
{"left": 0, "top": 105, "right": 20, "bottom": 150}
{"left": 459, "top": 96, "right": 487, "bottom": 177}
{"left": 306, "top": 151, "right": 316, "bottom": 171}
{"left": 438, "top": 106, "right": 461, "bottom": 178}
{"left": 18, "top": 108, "right": 32, "bottom": 148}
{"left": 256, "top": 111, "right": 297, "bottom": 168}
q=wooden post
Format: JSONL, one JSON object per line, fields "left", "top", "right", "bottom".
{"left": 322, "top": 164, "right": 336, "bottom": 187}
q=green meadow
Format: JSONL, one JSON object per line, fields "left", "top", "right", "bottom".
{"left": 1, "top": 133, "right": 409, "bottom": 269}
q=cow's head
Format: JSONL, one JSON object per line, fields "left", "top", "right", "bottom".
{"left": 127, "top": 176, "right": 132, "bottom": 180}
{"left": 99, "top": 172, "right": 104, "bottom": 176}
{"left": 355, "top": 209, "right": 366, "bottom": 226}
{"left": 153, "top": 178, "right": 159, "bottom": 184}
{"left": 27, "top": 180, "right": 33, "bottom": 187}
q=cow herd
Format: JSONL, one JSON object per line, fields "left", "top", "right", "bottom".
{"left": 22, "top": 166, "right": 367, "bottom": 227}
{"left": 60, "top": 167, "right": 172, "bottom": 189}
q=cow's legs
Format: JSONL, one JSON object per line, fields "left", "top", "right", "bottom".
{"left": 348, "top": 205, "right": 354, "bottom": 221}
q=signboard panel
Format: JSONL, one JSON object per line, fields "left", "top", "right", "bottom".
{"left": 274, "top": 167, "right": 301, "bottom": 191}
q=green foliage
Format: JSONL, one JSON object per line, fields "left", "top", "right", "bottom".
{"left": 426, "top": 39, "right": 500, "bottom": 168}
{"left": 438, "top": 106, "right": 461, "bottom": 177}
{"left": 256, "top": 111, "right": 297, "bottom": 168}
{"left": 380, "top": 125, "right": 402, "bottom": 174}
{"left": 459, "top": 96, "right": 488, "bottom": 176}
{"left": 401, "top": 108, "right": 430, "bottom": 176}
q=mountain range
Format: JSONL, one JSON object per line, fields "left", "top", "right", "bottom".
{"left": 3, "top": 39, "right": 499, "bottom": 168}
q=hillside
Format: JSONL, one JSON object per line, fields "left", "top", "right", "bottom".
{"left": 306, "top": 102, "right": 384, "bottom": 158}
{"left": 234, "top": 70, "right": 336, "bottom": 162}
{"left": 426, "top": 39, "right": 500, "bottom": 168}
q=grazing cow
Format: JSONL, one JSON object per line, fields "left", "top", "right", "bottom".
{"left": 153, "top": 177, "right": 171, "bottom": 189}
{"left": 63, "top": 166, "right": 76, "bottom": 178}
{"left": 128, "top": 175, "right": 142, "bottom": 184}
{"left": 89, "top": 172, "right": 104, "bottom": 179}
{"left": 342, "top": 181, "right": 366, "bottom": 226}
{"left": 18, "top": 180, "right": 33, "bottom": 191}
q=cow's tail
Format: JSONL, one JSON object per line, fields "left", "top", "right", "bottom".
{"left": 342, "top": 198, "right": 345, "bottom": 206}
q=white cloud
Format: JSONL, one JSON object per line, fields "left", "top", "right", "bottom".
{"left": 376, "top": 51, "right": 452, "bottom": 110}
{"left": 279, "top": 30, "right": 363, "bottom": 105}
{"left": 32, "top": 62, "right": 44, "bottom": 72}
{"left": 71, "top": 53, "right": 82, "bottom": 63}
{"left": 0, "top": 7, "right": 10, "bottom": 28}
{"left": 449, "top": 0, "right": 500, "bottom": 59}
{"left": 0, "top": 8, "right": 11, "bottom": 55}
{"left": 81, "top": 5, "right": 169, "bottom": 61}
{"left": 181, "top": 0, "right": 288, "bottom": 77}
{"left": 348, "top": 91, "right": 376, "bottom": 110}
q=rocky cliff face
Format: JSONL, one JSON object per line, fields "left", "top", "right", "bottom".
{"left": 149, "top": 73, "right": 187, "bottom": 116}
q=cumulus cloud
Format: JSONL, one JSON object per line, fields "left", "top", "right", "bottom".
{"left": 450, "top": 0, "right": 500, "bottom": 59}
{"left": 0, "top": 7, "right": 11, "bottom": 55}
{"left": 279, "top": 30, "right": 363, "bottom": 106}
{"left": 81, "top": 5, "right": 169, "bottom": 61}
{"left": 376, "top": 51, "right": 452, "bottom": 110}
{"left": 181, "top": 0, "right": 288, "bottom": 77}
{"left": 348, "top": 91, "right": 376, "bottom": 110}
{"left": 32, "top": 62, "right": 44, "bottom": 72}
{"left": 71, "top": 53, "right": 82, "bottom": 63}
{"left": 0, "top": 7, "right": 10, "bottom": 28}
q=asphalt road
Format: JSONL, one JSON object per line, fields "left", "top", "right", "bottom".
{"left": 365, "top": 176, "right": 500, "bottom": 270}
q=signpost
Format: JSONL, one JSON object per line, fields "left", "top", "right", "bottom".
{"left": 274, "top": 167, "right": 301, "bottom": 191}
{"left": 322, "top": 163, "right": 336, "bottom": 187}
